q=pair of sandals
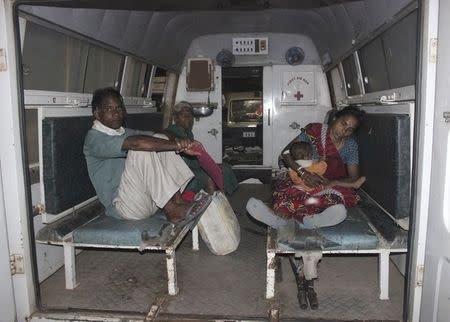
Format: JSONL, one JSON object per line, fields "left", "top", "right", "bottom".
{"left": 296, "top": 277, "right": 319, "bottom": 310}
{"left": 289, "top": 256, "right": 319, "bottom": 310}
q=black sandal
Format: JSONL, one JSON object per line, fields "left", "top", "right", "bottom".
{"left": 297, "top": 275, "right": 308, "bottom": 310}
{"left": 305, "top": 279, "right": 319, "bottom": 310}
{"left": 288, "top": 256, "right": 308, "bottom": 310}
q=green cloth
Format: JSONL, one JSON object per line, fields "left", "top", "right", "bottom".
{"left": 84, "top": 128, "right": 145, "bottom": 218}
{"left": 165, "top": 124, "right": 238, "bottom": 195}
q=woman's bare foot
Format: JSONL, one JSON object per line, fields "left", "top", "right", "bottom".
{"left": 351, "top": 176, "right": 366, "bottom": 189}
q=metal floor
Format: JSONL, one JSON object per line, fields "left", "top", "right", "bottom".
{"left": 39, "top": 184, "right": 404, "bottom": 321}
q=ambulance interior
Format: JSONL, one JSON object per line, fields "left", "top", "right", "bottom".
{"left": 18, "top": 0, "right": 417, "bottom": 320}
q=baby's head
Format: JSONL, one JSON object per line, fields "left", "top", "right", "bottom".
{"left": 290, "top": 142, "right": 312, "bottom": 161}
{"left": 290, "top": 142, "right": 313, "bottom": 168}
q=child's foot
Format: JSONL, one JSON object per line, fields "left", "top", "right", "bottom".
{"left": 351, "top": 176, "right": 366, "bottom": 189}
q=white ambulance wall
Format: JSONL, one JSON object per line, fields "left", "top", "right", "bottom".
{"left": 175, "top": 67, "right": 223, "bottom": 163}
{"left": 269, "top": 65, "right": 331, "bottom": 166}
{"left": 177, "top": 33, "right": 330, "bottom": 168}
{"left": 183, "top": 33, "right": 320, "bottom": 66}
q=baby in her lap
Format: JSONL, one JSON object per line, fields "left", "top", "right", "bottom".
{"left": 288, "top": 142, "right": 365, "bottom": 192}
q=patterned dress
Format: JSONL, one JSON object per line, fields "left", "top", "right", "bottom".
{"left": 273, "top": 123, "right": 360, "bottom": 222}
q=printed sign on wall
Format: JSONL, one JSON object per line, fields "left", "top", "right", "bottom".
{"left": 281, "top": 71, "right": 316, "bottom": 105}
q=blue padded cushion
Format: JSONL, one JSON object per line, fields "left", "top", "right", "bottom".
{"left": 43, "top": 116, "right": 96, "bottom": 215}
{"left": 73, "top": 211, "right": 170, "bottom": 247}
{"left": 358, "top": 198, "right": 408, "bottom": 248}
{"left": 42, "top": 112, "right": 163, "bottom": 215}
{"left": 355, "top": 113, "right": 411, "bottom": 219}
{"left": 278, "top": 206, "right": 379, "bottom": 251}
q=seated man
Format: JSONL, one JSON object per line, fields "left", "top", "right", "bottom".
{"left": 165, "top": 101, "right": 238, "bottom": 195}
{"left": 84, "top": 87, "right": 207, "bottom": 223}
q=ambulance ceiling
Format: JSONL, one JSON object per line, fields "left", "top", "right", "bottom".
{"left": 20, "top": 0, "right": 415, "bottom": 71}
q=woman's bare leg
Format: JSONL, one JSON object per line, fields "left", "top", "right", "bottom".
{"left": 246, "top": 198, "right": 290, "bottom": 228}
{"left": 302, "top": 204, "right": 347, "bottom": 229}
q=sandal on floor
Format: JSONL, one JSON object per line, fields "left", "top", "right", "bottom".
{"left": 288, "top": 256, "right": 308, "bottom": 310}
{"left": 305, "top": 279, "right": 319, "bottom": 310}
{"left": 297, "top": 276, "right": 309, "bottom": 310}
{"left": 174, "top": 191, "right": 212, "bottom": 228}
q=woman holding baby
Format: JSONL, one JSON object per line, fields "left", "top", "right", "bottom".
{"left": 246, "top": 106, "right": 366, "bottom": 310}
{"left": 273, "top": 106, "right": 366, "bottom": 226}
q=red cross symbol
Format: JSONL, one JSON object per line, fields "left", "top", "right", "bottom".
{"left": 294, "top": 91, "right": 304, "bottom": 100}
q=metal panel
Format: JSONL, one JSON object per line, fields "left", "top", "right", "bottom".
{"left": 0, "top": 166, "right": 17, "bottom": 322}
{"left": 420, "top": 0, "right": 450, "bottom": 319}
{"left": 0, "top": 1, "right": 35, "bottom": 319}
{"left": 436, "top": 258, "right": 450, "bottom": 321}
{"left": 382, "top": 11, "right": 418, "bottom": 89}
{"left": 359, "top": 37, "right": 390, "bottom": 93}
{"left": 341, "top": 53, "right": 362, "bottom": 96}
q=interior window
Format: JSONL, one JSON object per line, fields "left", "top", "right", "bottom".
{"left": 358, "top": 37, "right": 390, "bottom": 93}
{"left": 326, "top": 71, "right": 336, "bottom": 107}
{"left": 328, "top": 66, "right": 346, "bottom": 104}
{"left": 151, "top": 67, "right": 167, "bottom": 111}
{"left": 229, "top": 99, "right": 263, "bottom": 124}
{"left": 341, "top": 54, "right": 362, "bottom": 96}
{"left": 382, "top": 11, "right": 418, "bottom": 89}
{"left": 83, "top": 45, "right": 124, "bottom": 93}
{"left": 141, "top": 64, "right": 153, "bottom": 97}
{"left": 122, "top": 57, "right": 147, "bottom": 97}
{"left": 22, "top": 21, "right": 88, "bottom": 92}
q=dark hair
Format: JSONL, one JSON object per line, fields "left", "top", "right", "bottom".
{"left": 91, "top": 87, "right": 124, "bottom": 114}
{"left": 290, "top": 141, "right": 312, "bottom": 160}
{"left": 333, "top": 106, "right": 365, "bottom": 124}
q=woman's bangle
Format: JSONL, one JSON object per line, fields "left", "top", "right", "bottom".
{"left": 296, "top": 167, "right": 306, "bottom": 177}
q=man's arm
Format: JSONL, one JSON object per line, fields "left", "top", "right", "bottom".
{"left": 122, "top": 135, "right": 200, "bottom": 155}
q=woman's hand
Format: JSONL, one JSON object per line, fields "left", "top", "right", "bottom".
{"left": 301, "top": 170, "right": 325, "bottom": 188}
{"left": 174, "top": 138, "right": 201, "bottom": 155}
{"left": 281, "top": 152, "right": 298, "bottom": 170}
{"left": 183, "top": 149, "right": 201, "bottom": 156}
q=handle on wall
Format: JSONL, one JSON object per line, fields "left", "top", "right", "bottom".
{"left": 208, "top": 128, "right": 219, "bottom": 138}
{"left": 268, "top": 108, "right": 271, "bottom": 126}
{"left": 289, "top": 122, "right": 301, "bottom": 130}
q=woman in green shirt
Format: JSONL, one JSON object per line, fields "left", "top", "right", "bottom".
{"left": 165, "top": 101, "right": 238, "bottom": 195}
